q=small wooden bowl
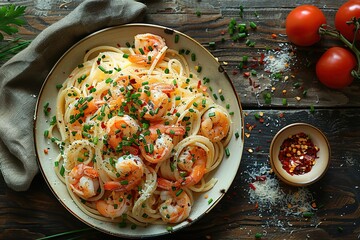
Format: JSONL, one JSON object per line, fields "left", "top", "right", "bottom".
{"left": 269, "top": 123, "right": 331, "bottom": 187}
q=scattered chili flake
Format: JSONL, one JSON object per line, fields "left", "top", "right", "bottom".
{"left": 278, "top": 132, "right": 319, "bottom": 175}
{"left": 44, "top": 148, "right": 49, "bottom": 154}
{"left": 249, "top": 183, "right": 256, "bottom": 190}
{"left": 243, "top": 72, "right": 250, "bottom": 78}
{"left": 255, "top": 175, "right": 266, "bottom": 181}
{"left": 271, "top": 33, "right": 277, "bottom": 39}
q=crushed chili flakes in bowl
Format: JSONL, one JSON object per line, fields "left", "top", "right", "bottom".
{"left": 278, "top": 132, "right": 319, "bottom": 175}
{"left": 269, "top": 123, "right": 330, "bottom": 187}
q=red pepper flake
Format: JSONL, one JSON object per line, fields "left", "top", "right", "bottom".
{"left": 259, "top": 118, "right": 264, "bottom": 123}
{"left": 279, "top": 112, "right": 284, "bottom": 118}
{"left": 197, "top": 80, "right": 201, "bottom": 89}
{"left": 259, "top": 53, "right": 265, "bottom": 65}
{"left": 117, "top": 43, "right": 121, "bottom": 47}
{"left": 221, "top": 30, "right": 225, "bottom": 35}
{"left": 130, "top": 78, "right": 137, "bottom": 85}
{"left": 243, "top": 72, "right": 250, "bottom": 78}
{"left": 255, "top": 175, "right": 266, "bottom": 181}
{"left": 101, "top": 122, "right": 106, "bottom": 129}
{"left": 271, "top": 33, "right": 277, "bottom": 39}
{"left": 249, "top": 183, "right": 256, "bottom": 190}
{"left": 87, "top": 85, "right": 94, "bottom": 91}
{"left": 44, "top": 148, "right": 49, "bottom": 154}
{"left": 278, "top": 132, "right": 319, "bottom": 175}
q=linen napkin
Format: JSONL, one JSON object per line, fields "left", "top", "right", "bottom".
{"left": 0, "top": 0, "right": 147, "bottom": 191}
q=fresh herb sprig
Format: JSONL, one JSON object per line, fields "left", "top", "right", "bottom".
{"left": 0, "top": 4, "right": 30, "bottom": 64}
{"left": 0, "top": 4, "right": 27, "bottom": 41}
{"left": 0, "top": 37, "right": 30, "bottom": 61}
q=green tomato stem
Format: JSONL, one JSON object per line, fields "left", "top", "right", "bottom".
{"left": 318, "top": 24, "right": 360, "bottom": 79}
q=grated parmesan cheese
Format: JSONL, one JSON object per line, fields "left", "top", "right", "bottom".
{"left": 246, "top": 164, "right": 315, "bottom": 215}
{"left": 263, "top": 43, "right": 294, "bottom": 74}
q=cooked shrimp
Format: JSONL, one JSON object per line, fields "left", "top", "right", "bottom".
{"left": 68, "top": 98, "right": 99, "bottom": 140}
{"left": 140, "top": 123, "right": 185, "bottom": 164}
{"left": 96, "top": 191, "right": 131, "bottom": 219}
{"left": 200, "top": 107, "right": 230, "bottom": 142}
{"left": 177, "top": 146, "right": 207, "bottom": 187}
{"left": 158, "top": 190, "right": 191, "bottom": 223}
{"left": 104, "top": 154, "right": 144, "bottom": 192}
{"left": 67, "top": 163, "right": 100, "bottom": 199}
{"left": 157, "top": 146, "right": 207, "bottom": 189}
{"left": 128, "top": 33, "right": 167, "bottom": 65}
{"left": 106, "top": 115, "right": 140, "bottom": 152}
{"left": 137, "top": 83, "right": 175, "bottom": 121}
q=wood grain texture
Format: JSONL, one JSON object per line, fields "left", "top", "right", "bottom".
{"left": 0, "top": 0, "right": 359, "bottom": 239}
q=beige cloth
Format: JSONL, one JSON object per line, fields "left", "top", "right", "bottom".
{"left": 0, "top": 0, "right": 147, "bottom": 191}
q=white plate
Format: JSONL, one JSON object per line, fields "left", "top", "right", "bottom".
{"left": 34, "top": 23, "right": 244, "bottom": 238}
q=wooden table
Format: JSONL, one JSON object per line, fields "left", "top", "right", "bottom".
{"left": 1, "top": 0, "right": 359, "bottom": 239}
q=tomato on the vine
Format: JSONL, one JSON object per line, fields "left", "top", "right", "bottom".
{"left": 286, "top": 5, "right": 326, "bottom": 46}
{"left": 335, "top": 0, "right": 360, "bottom": 42}
{"left": 316, "top": 47, "right": 357, "bottom": 89}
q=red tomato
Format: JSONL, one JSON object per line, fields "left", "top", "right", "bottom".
{"left": 286, "top": 5, "right": 326, "bottom": 46}
{"left": 335, "top": 0, "right": 360, "bottom": 42}
{"left": 316, "top": 47, "right": 357, "bottom": 89}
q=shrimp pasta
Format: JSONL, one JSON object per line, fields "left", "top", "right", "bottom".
{"left": 47, "top": 33, "right": 233, "bottom": 226}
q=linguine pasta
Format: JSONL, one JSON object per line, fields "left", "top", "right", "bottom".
{"left": 46, "top": 33, "right": 233, "bottom": 226}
